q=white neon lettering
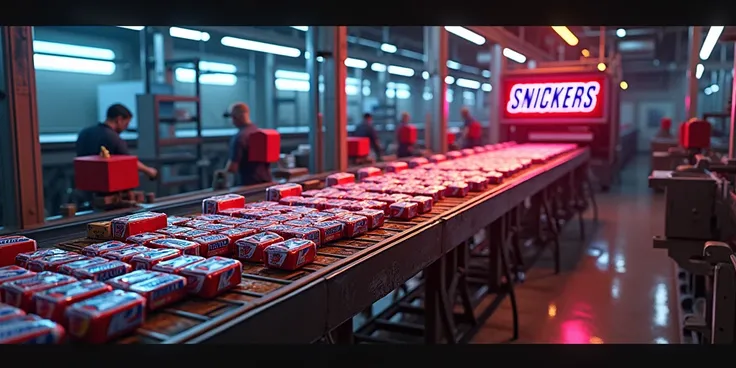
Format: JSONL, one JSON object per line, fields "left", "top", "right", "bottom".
{"left": 506, "top": 81, "right": 601, "bottom": 114}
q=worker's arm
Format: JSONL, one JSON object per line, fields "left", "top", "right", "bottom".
{"left": 113, "top": 137, "right": 157, "bottom": 179}
{"left": 225, "top": 134, "right": 243, "bottom": 173}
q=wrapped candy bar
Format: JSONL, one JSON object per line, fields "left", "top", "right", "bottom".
{"left": 286, "top": 206, "right": 318, "bottom": 215}
{"left": 389, "top": 201, "right": 419, "bottom": 220}
{"left": 280, "top": 226, "right": 321, "bottom": 247}
{"left": 466, "top": 176, "right": 488, "bottom": 192}
{"left": 445, "top": 182, "right": 469, "bottom": 197}
{"left": 279, "top": 196, "right": 306, "bottom": 206}
{"left": 179, "top": 257, "right": 242, "bottom": 298}
{"left": 166, "top": 216, "right": 191, "bottom": 226}
{"left": 126, "top": 272, "right": 187, "bottom": 311}
{"left": 263, "top": 239, "right": 316, "bottom": 271}
{"left": 283, "top": 219, "right": 315, "bottom": 228}
{"left": 71, "top": 261, "right": 132, "bottom": 282}
{"left": 111, "top": 212, "right": 167, "bottom": 240}
{"left": 356, "top": 167, "right": 382, "bottom": 181}
{"left": 217, "top": 217, "right": 251, "bottom": 227}
{"left": 239, "top": 210, "right": 281, "bottom": 220}
{"left": 58, "top": 257, "right": 109, "bottom": 276}
{"left": 66, "top": 290, "right": 146, "bottom": 343}
{"left": 429, "top": 154, "right": 447, "bottom": 163}
{"left": 0, "top": 236, "right": 37, "bottom": 267}
{"left": 194, "top": 214, "right": 231, "bottom": 223}
{"left": 130, "top": 249, "right": 182, "bottom": 271}
{"left": 298, "top": 197, "right": 328, "bottom": 210}
{"left": 33, "top": 280, "right": 112, "bottom": 325}
{"left": 202, "top": 193, "right": 246, "bottom": 215}
{"left": 310, "top": 221, "right": 344, "bottom": 244}
{"left": 301, "top": 189, "right": 322, "bottom": 197}
{"left": 15, "top": 249, "right": 66, "bottom": 269}
{"left": 195, "top": 223, "right": 235, "bottom": 233}
{"left": 263, "top": 213, "right": 303, "bottom": 223}
{"left": 183, "top": 219, "right": 212, "bottom": 229}
{"left": 218, "top": 208, "right": 253, "bottom": 217}
{"left": 28, "top": 253, "right": 87, "bottom": 272}
{"left": 354, "top": 209, "right": 385, "bottom": 229}
{"left": 102, "top": 246, "right": 150, "bottom": 264}
{"left": 0, "top": 265, "right": 36, "bottom": 286}
{"left": 384, "top": 161, "right": 408, "bottom": 173}
{"left": 219, "top": 227, "right": 258, "bottom": 244}
{"left": 1, "top": 272, "right": 77, "bottom": 311}
{"left": 235, "top": 232, "right": 284, "bottom": 262}
{"left": 240, "top": 219, "right": 280, "bottom": 232}
{"left": 156, "top": 225, "right": 195, "bottom": 237}
{"left": 126, "top": 232, "right": 167, "bottom": 246}
{"left": 193, "top": 234, "right": 232, "bottom": 257}
{"left": 406, "top": 196, "right": 433, "bottom": 214}
{"left": 326, "top": 172, "right": 355, "bottom": 187}
{"left": 148, "top": 238, "right": 201, "bottom": 256}
{"left": 336, "top": 214, "right": 369, "bottom": 238}
{"left": 304, "top": 211, "right": 338, "bottom": 222}
{"left": 408, "top": 157, "right": 429, "bottom": 168}
{"left": 175, "top": 229, "right": 212, "bottom": 241}
{"left": 266, "top": 183, "right": 302, "bottom": 202}
{"left": 151, "top": 255, "right": 206, "bottom": 275}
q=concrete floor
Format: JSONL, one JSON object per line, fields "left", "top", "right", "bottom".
{"left": 471, "top": 154, "right": 680, "bottom": 344}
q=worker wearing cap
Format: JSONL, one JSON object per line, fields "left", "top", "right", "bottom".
{"left": 76, "top": 103, "right": 158, "bottom": 179}
{"left": 223, "top": 102, "right": 273, "bottom": 186}
{"left": 396, "top": 112, "right": 415, "bottom": 158}
{"left": 353, "top": 113, "right": 383, "bottom": 161}
{"left": 460, "top": 107, "right": 483, "bottom": 149}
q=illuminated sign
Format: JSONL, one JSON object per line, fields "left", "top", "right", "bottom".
{"left": 501, "top": 74, "right": 607, "bottom": 121}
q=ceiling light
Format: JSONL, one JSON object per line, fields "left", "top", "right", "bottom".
{"left": 616, "top": 28, "right": 626, "bottom": 38}
{"left": 169, "top": 27, "right": 210, "bottom": 42}
{"left": 446, "top": 60, "right": 461, "bottom": 70}
{"left": 117, "top": 26, "right": 144, "bottom": 31}
{"left": 481, "top": 83, "right": 492, "bottom": 92}
{"left": 291, "top": 26, "right": 308, "bottom": 32}
{"left": 444, "top": 26, "right": 485, "bottom": 45}
{"left": 551, "top": 26, "right": 579, "bottom": 46}
{"left": 422, "top": 71, "right": 430, "bottom": 80}
{"left": 221, "top": 36, "right": 301, "bottom": 58}
{"left": 696, "top": 63, "right": 704, "bottom": 79}
{"left": 387, "top": 65, "right": 415, "bottom": 77}
{"left": 700, "top": 26, "right": 725, "bottom": 60}
{"left": 380, "top": 43, "right": 398, "bottom": 53}
{"left": 445, "top": 76, "right": 455, "bottom": 84}
{"left": 619, "top": 81, "right": 628, "bottom": 90}
{"left": 455, "top": 78, "right": 481, "bottom": 89}
{"left": 371, "top": 63, "right": 387, "bottom": 72}
{"left": 344, "top": 57, "right": 368, "bottom": 69}
{"left": 502, "top": 48, "right": 526, "bottom": 63}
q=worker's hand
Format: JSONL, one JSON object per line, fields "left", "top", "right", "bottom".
{"left": 212, "top": 170, "right": 230, "bottom": 190}
{"left": 146, "top": 167, "right": 159, "bottom": 180}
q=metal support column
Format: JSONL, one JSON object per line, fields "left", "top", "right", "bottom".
{"left": 321, "top": 26, "right": 348, "bottom": 172}
{"left": 489, "top": 43, "right": 505, "bottom": 144}
{"left": 686, "top": 26, "right": 703, "bottom": 120}
{"left": 729, "top": 42, "right": 736, "bottom": 158}
{"left": 254, "top": 54, "right": 275, "bottom": 129}
{"left": 424, "top": 26, "right": 448, "bottom": 154}
{"left": 306, "top": 27, "right": 323, "bottom": 174}
{"left": 0, "top": 26, "right": 45, "bottom": 229}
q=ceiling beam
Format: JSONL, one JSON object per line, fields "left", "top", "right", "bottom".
{"left": 467, "top": 26, "right": 555, "bottom": 62}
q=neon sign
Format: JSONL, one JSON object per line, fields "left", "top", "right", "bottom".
{"left": 501, "top": 74, "right": 607, "bottom": 121}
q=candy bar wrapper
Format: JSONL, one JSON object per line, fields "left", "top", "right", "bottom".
{"left": 202, "top": 193, "right": 246, "bottom": 215}
{"left": 279, "top": 196, "right": 306, "bottom": 206}
{"left": 304, "top": 211, "right": 338, "bottom": 222}
{"left": 151, "top": 255, "right": 206, "bottom": 275}
{"left": 0, "top": 318, "right": 65, "bottom": 344}
{"left": 354, "top": 209, "right": 385, "bottom": 230}
{"left": 408, "top": 157, "right": 429, "bottom": 168}
{"left": 235, "top": 232, "right": 284, "bottom": 262}
{"left": 484, "top": 171, "right": 503, "bottom": 184}
{"left": 71, "top": 261, "right": 132, "bottom": 282}
{"left": 66, "top": 290, "right": 146, "bottom": 343}
{"left": 183, "top": 219, "right": 213, "bottom": 228}
{"left": 263, "top": 213, "right": 303, "bottom": 223}
{"left": 446, "top": 151, "right": 463, "bottom": 160}
{"left": 156, "top": 226, "right": 194, "bottom": 237}
{"left": 195, "top": 223, "right": 235, "bottom": 233}
{"left": 384, "top": 162, "right": 408, "bottom": 173}
{"left": 193, "top": 234, "right": 232, "bottom": 257}
{"left": 33, "top": 280, "right": 112, "bottom": 325}
{"left": 128, "top": 272, "right": 187, "bottom": 311}
{"left": 326, "top": 172, "right": 356, "bottom": 187}
{"left": 28, "top": 254, "right": 87, "bottom": 272}
{"left": 0, "top": 236, "right": 38, "bottom": 268}
{"left": 148, "top": 238, "right": 201, "bottom": 256}
{"left": 298, "top": 197, "right": 328, "bottom": 210}
{"left": 281, "top": 226, "right": 322, "bottom": 247}
{"left": 356, "top": 167, "right": 382, "bottom": 181}
{"left": 58, "top": 257, "right": 109, "bottom": 276}
{"left": 0, "top": 302, "right": 26, "bottom": 323}
{"left": 179, "top": 257, "right": 242, "bottom": 298}
{"left": 240, "top": 219, "right": 280, "bottom": 232}
{"left": 331, "top": 183, "right": 358, "bottom": 191}
{"left": 239, "top": 210, "right": 281, "bottom": 220}
{"left": 1, "top": 271, "right": 78, "bottom": 312}
{"left": 217, "top": 217, "right": 251, "bottom": 227}
{"left": 283, "top": 219, "right": 316, "bottom": 228}
{"left": 310, "top": 220, "right": 344, "bottom": 244}
{"left": 111, "top": 212, "right": 168, "bottom": 240}
{"left": 86, "top": 222, "right": 112, "bottom": 241}
{"left": 389, "top": 202, "right": 419, "bottom": 220}
{"left": 461, "top": 148, "right": 475, "bottom": 156}
{"left": 102, "top": 246, "right": 150, "bottom": 264}
{"left": 429, "top": 154, "right": 447, "bottom": 163}
{"left": 324, "top": 208, "right": 350, "bottom": 216}
{"left": 131, "top": 249, "right": 182, "bottom": 271}
{"left": 218, "top": 227, "right": 258, "bottom": 244}
{"left": 106, "top": 269, "right": 161, "bottom": 290}
{"left": 337, "top": 201, "right": 365, "bottom": 212}
{"left": 244, "top": 201, "right": 278, "bottom": 209}
{"left": 166, "top": 216, "right": 191, "bottom": 226}
{"left": 285, "top": 206, "right": 318, "bottom": 215}
{"left": 194, "top": 214, "right": 231, "bottom": 223}
{"left": 301, "top": 189, "right": 322, "bottom": 197}
{"left": 266, "top": 183, "right": 303, "bottom": 202}
{"left": 175, "top": 229, "right": 213, "bottom": 241}
{"left": 15, "top": 249, "right": 66, "bottom": 269}
{"left": 126, "top": 232, "right": 167, "bottom": 246}
{"left": 263, "top": 239, "right": 316, "bottom": 271}
{"left": 218, "top": 208, "right": 253, "bottom": 217}
{"left": 264, "top": 204, "right": 295, "bottom": 213}
{"left": 445, "top": 182, "right": 470, "bottom": 198}
{"left": 406, "top": 196, "right": 433, "bottom": 214}
{"left": 0, "top": 266, "right": 36, "bottom": 287}
{"left": 466, "top": 176, "right": 488, "bottom": 192}
{"left": 336, "top": 215, "right": 369, "bottom": 238}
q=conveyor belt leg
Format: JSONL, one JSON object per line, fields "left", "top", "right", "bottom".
{"left": 542, "top": 187, "right": 562, "bottom": 274}
{"left": 501, "top": 230, "right": 520, "bottom": 341}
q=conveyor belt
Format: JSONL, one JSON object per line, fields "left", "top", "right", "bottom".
{"left": 33, "top": 147, "right": 590, "bottom": 344}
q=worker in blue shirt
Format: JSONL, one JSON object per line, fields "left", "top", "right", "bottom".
{"left": 353, "top": 113, "right": 383, "bottom": 161}
{"left": 222, "top": 102, "right": 273, "bottom": 186}
{"left": 460, "top": 107, "right": 483, "bottom": 149}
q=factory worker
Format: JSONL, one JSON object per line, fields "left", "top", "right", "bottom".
{"left": 396, "top": 112, "right": 416, "bottom": 158}
{"left": 353, "top": 113, "right": 383, "bottom": 161}
{"left": 222, "top": 102, "right": 273, "bottom": 186}
{"left": 460, "top": 107, "right": 483, "bottom": 149}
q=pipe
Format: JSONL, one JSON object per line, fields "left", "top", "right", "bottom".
{"left": 599, "top": 26, "right": 606, "bottom": 62}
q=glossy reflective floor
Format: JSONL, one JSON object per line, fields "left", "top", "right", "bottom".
{"left": 471, "top": 154, "right": 679, "bottom": 344}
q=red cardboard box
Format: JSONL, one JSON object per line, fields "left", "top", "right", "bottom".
{"left": 15, "top": 249, "right": 67, "bottom": 269}
{"left": 326, "top": 172, "right": 355, "bottom": 187}
{"left": 266, "top": 184, "right": 302, "bottom": 202}
{"left": 74, "top": 155, "right": 139, "bottom": 193}
{"left": 151, "top": 255, "right": 206, "bottom": 275}
{"left": 193, "top": 234, "right": 232, "bottom": 257}
{"left": 179, "top": 257, "right": 242, "bottom": 298}
{"left": 347, "top": 137, "right": 370, "bottom": 157}
{"left": 310, "top": 220, "right": 344, "bottom": 244}
{"left": 0, "top": 266, "right": 36, "bottom": 287}
{"left": 127, "top": 272, "right": 187, "bottom": 311}
{"left": 354, "top": 209, "right": 385, "bottom": 229}
{"left": 28, "top": 254, "right": 87, "bottom": 272}
{"left": 58, "top": 257, "right": 109, "bottom": 276}
{"left": 1, "top": 271, "right": 77, "bottom": 312}
{"left": 264, "top": 239, "right": 316, "bottom": 270}
{"left": 126, "top": 232, "right": 167, "bottom": 246}
{"left": 33, "top": 280, "right": 112, "bottom": 325}
{"left": 389, "top": 202, "right": 419, "bottom": 220}
{"left": 0, "top": 236, "right": 37, "bottom": 267}
{"left": 202, "top": 194, "right": 246, "bottom": 215}
{"left": 131, "top": 249, "right": 182, "bottom": 271}
{"left": 148, "top": 238, "right": 201, "bottom": 256}
{"left": 235, "top": 232, "right": 284, "bottom": 262}
{"left": 336, "top": 214, "right": 369, "bottom": 238}
{"left": 111, "top": 212, "right": 168, "bottom": 240}
{"left": 0, "top": 302, "right": 25, "bottom": 322}
{"left": 71, "top": 261, "right": 132, "bottom": 282}
{"left": 249, "top": 129, "right": 281, "bottom": 163}
{"left": 0, "top": 318, "right": 65, "bottom": 344}
{"left": 66, "top": 290, "right": 146, "bottom": 343}
{"left": 356, "top": 167, "right": 382, "bottom": 181}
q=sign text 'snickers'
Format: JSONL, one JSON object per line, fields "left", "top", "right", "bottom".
{"left": 506, "top": 81, "right": 601, "bottom": 114}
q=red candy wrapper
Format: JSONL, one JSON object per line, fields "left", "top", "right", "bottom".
{"left": 263, "top": 213, "right": 303, "bottom": 223}
{"left": 1, "top": 271, "right": 77, "bottom": 312}
{"left": 0, "top": 318, "right": 65, "bottom": 344}
{"left": 301, "top": 189, "right": 322, "bottom": 197}
{"left": 281, "top": 226, "right": 322, "bottom": 247}
{"left": 466, "top": 176, "right": 488, "bottom": 192}
{"left": 266, "top": 183, "right": 303, "bottom": 202}
{"left": 239, "top": 210, "right": 281, "bottom": 220}
{"left": 310, "top": 220, "right": 344, "bottom": 244}
{"left": 263, "top": 224, "right": 295, "bottom": 239}
{"left": 0, "top": 266, "right": 36, "bottom": 286}
{"left": 0, "top": 236, "right": 37, "bottom": 267}
{"left": 324, "top": 208, "right": 350, "bottom": 216}
{"left": 445, "top": 182, "right": 470, "bottom": 197}
{"left": 15, "top": 249, "right": 66, "bottom": 268}
{"left": 406, "top": 196, "right": 433, "bottom": 214}
{"left": 0, "top": 302, "right": 26, "bottom": 323}
{"left": 356, "top": 167, "right": 382, "bottom": 181}
{"left": 429, "top": 154, "right": 447, "bottom": 163}
{"left": 194, "top": 214, "right": 230, "bottom": 223}
{"left": 285, "top": 206, "right": 318, "bottom": 215}
{"left": 235, "top": 232, "right": 284, "bottom": 262}
{"left": 156, "top": 226, "right": 195, "bottom": 237}
{"left": 166, "top": 216, "right": 190, "bottom": 226}
{"left": 240, "top": 219, "right": 279, "bottom": 232}
{"left": 151, "top": 255, "right": 206, "bottom": 275}
{"left": 336, "top": 214, "right": 369, "bottom": 238}
{"left": 176, "top": 229, "right": 213, "bottom": 241}
{"left": 131, "top": 249, "right": 182, "bottom": 271}
{"left": 28, "top": 253, "right": 87, "bottom": 272}
{"left": 195, "top": 223, "right": 235, "bottom": 233}
{"left": 389, "top": 201, "right": 419, "bottom": 220}
{"left": 127, "top": 272, "right": 187, "bottom": 311}
{"left": 58, "top": 257, "right": 109, "bottom": 276}
{"left": 284, "top": 219, "right": 315, "bottom": 227}
{"left": 148, "top": 238, "right": 201, "bottom": 256}
{"left": 106, "top": 270, "right": 160, "bottom": 290}
{"left": 126, "top": 232, "right": 167, "bottom": 246}
{"left": 71, "top": 261, "right": 132, "bottom": 282}
{"left": 298, "top": 197, "right": 328, "bottom": 210}
{"left": 218, "top": 217, "right": 251, "bottom": 227}
{"left": 304, "top": 211, "right": 338, "bottom": 222}
{"left": 218, "top": 227, "right": 257, "bottom": 244}
{"left": 193, "top": 234, "right": 232, "bottom": 257}
{"left": 244, "top": 201, "right": 278, "bottom": 209}
{"left": 384, "top": 162, "right": 408, "bottom": 173}
{"left": 279, "top": 196, "right": 305, "bottom": 206}
{"left": 461, "top": 148, "right": 475, "bottom": 156}
{"left": 218, "top": 208, "right": 252, "bottom": 218}
{"left": 183, "top": 219, "right": 212, "bottom": 228}
{"left": 33, "top": 280, "right": 112, "bottom": 325}
{"left": 358, "top": 200, "right": 389, "bottom": 213}
{"left": 264, "top": 239, "right": 316, "bottom": 271}
{"left": 326, "top": 172, "right": 355, "bottom": 187}
{"left": 354, "top": 209, "right": 386, "bottom": 229}
{"left": 102, "top": 246, "right": 150, "bottom": 264}
{"left": 111, "top": 212, "right": 168, "bottom": 240}
{"left": 446, "top": 151, "right": 463, "bottom": 159}
{"left": 408, "top": 157, "right": 429, "bottom": 168}
{"left": 485, "top": 171, "right": 503, "bottom": 184}
{"left": 180, "top": 257, "right": 242, "bottom": 298}
{"left": 66, "top": 290, "right": 146, "bottom": 343}
{"left": 202, "top": 194, "right": 246, "bottom": 215}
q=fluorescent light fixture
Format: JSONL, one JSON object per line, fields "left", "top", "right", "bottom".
{"left": 371, "top": 63, "right": 387, "bottom": 72}
{"left": 346, "top": 85, "right": 359, "bottom": 96}
{"left": 462, "top": 91, "right": 476, "bottom": 100}
{"left": 380, "top": 43, "right": 398, "bottom": 53}
{"left": 396, "top": 90, "right": 411, "bottom": 99}
{"left": 33, "top": 40, "right": 115, "bottom": 60}
{"left": 704, "top": 87, "right": 713, "bottom": 96}
{"left": 344, "top": 57, "right": 367, "bottom": 69}
{"left": 362, "top": 86, "right": 371, "bottom": 96}
{"left": 169, "top": 27, "right": 210, "bottom": 42}
{"left": 275, "top": 78, "right": 310, "bottom": 92}
{"left": 117, "top": 26, "right": 144, "bottom": 31}
{"left": 700, "top": 26, "right": 724, "bottom": 60}
{"left": 551, "top": 26, "right": 579, "bottom": 46}
{"left": 387, "top": 82, "right": 410, "bottom": 90}
{"left": 446, "top": 60, "right": 461, "bottom": 70}
{"left": 616, "top": 28, "right": 626, "bottom": 38}
{"left": 482, "top": 70, "right": 491, "bottom": 78}
{"left": 175, "top": 68, "right": 237, "bottom": 86}
{"left": 696, "top": 63, "right": 704, "bottom": 79}
{"left": 275, "top": 69, "right": 309, "bottom": 81}
{"left": 346, "top": 77, "right": 361, "bottom": 86}
{"left": 198, "top": 61, "right": 237, "bottom": 74}
{"left": 445, "top": 76, "right": 455, "bottom": 84}
{"left": 221, "top": 36, "right": 301, "bottom": 58}
{"left": 304, "top": 51, "right": 323, "bottom": 62}
{"left": 444, "top": 26, "right": 485, "bottom": 45}
{"left": 386, "top": 89, "right": 395, "bottom": 99}
{"left": 387, "top": 65, "right": 415, "bottom": 77}
{"left": 456, "top": 78, "right": 481, "bottom": 89}
{"left": 446, "top": 89, "right": 454, "bottom": 102}
{"left": 34, "top": 54, "right": 116, "bottom": 75}
{"left": 422, "top": 71, "right": 430, "bottom": 80}
{"left": 481, "top": 83, "right": 492, "bottom": 92}
{"left": 503, "top": 48, "right": 526, "bottom": 64}
{"left": 597, "top": 62, "right": 607, "bottom": 71}
{"left": 291, "top": 26, "right": 308, "bottom": 32}
{"left": 711, "top": 84, "right": 720, "bottom": 93}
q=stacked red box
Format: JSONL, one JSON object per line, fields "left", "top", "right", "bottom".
{"left": 0, "top": 302, "right": 26, "bottom": 322}
{"left": 111, "top": 212, "right": 168, "bottom": 240}
{"left": 385, "top": 162, "right": 408, "bottom": 173}
{"left": 148, "top": 238, "right": 201, "bottom": 256}
{"left": 66, "top": 290, "right": 146, "bottom": 343}
{"left": 281, "top": 226, "right": 321, "bottom": 247}
{"left": 176, "top": 229, "right": 213, "bottom": 241}
{"left": 354, "top": 209, "right": 385, "bottom": 229}
{"left": 0, "top": 318, "right": 65, "bottom": 344}
{"left": 485, "top": 172, "right": 503, "bottom": 184}
{"left": 263, "top": 213, "right": 303, "bottom": 223}
{"left": 156, "top": 226, "right": 195, "bottom": 237}
{"left": 0, "top": 266, "right": 36, "bottom": 287}
{"left": 131, "top": 249, "right": 182, "bottom": 271}
{"left": 193, "top": 234, "right": 232, "bottom": 258}
{"left": 0, "top": 236, "right": 37, "bottom": 267}
{"left": 33, "top": 280, "right": 112, "bottom": 325}
{"left": 126, "top": 272, "right": 188, "bottom": 311}
{"left": 235, "top": 232, "right": 284, "bottom": 262}
{"left": 249, "top": 129, "right": 281, "bottom": 163}
{"left": 389, "top": 202, "right": 419, "bottom": 220}
{"left": 310, "top": 221, "right": 344, "bottom": 244}
{"left": 397, "top": 124, "right": 418, "bottom": 144}
{"left": 179, "top": 257, "right": 242, "bottom": 298}
{"left": 266, "top": 183, "right": 302, "bottom": 202}
{"left": 299, "top": 197, "right": 328, "bottom": 210}
{"left": 466, "top": 177, "right": 488, "bottom": 192}
{"left": 406, "top": 196, "right": 433, "bottom": 214}
{"left": 126, "top": 232, "right": 167, "bottom": 246}
{"left": 74, "top": 155, "right": 139, "bottom": 193}
{"left": 445, "top": 182, "right": 469, "bottom": 197}
{"left": 336, "top": 214, "right": 369, "bottom": 238}
{"left": 347, "top": 137, "right": 370, "bottom": 157}
{"left": 356, "top": 167, "right": 382, "bottom": 181}
{"left": 202, "top": 194, "right": 246, "bottom": 215}
{"left": 58, "top": 257, "right": 109, "bottom": 276}
{"left": 1, "top": 271, "right": 77, "bottom": 312}
{"left": 28, "top": 253, "right": 87, "bottom": 272}
{"left": 152, "top": 255, "right": 206, "bottom": 275}
{"left": 102, "top": 246, "right": 150, "bottom": 264}
{"left": 263, "top": 239, "right": 316, "bottom": 271}
{"left": 326, "top": 172, "right": 355, "bottom": 187}
{"left": 15, "top": 249, "right": 67, "bottom": 269}
{"left": 71, "top": 261, "right": 132, "bottom": 282}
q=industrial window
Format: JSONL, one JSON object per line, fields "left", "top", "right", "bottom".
{"left": 174, "top": 61, "right": 238, "bottom": 86}
{"left": 32, "top": 40, "right": 116, "bottom": 75}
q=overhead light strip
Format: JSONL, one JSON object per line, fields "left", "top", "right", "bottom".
{"left": 699, "top": 26, "right": 724, "bottom": 60}
{"left": 169, "top": 27, "right": 210, "bottom": 42}
{"left": 444, "top": 26, "right": 486, "bottom": 45}
{"left": 221, "top": 36, "right": 301, "bottom": 58}
{"left": 551, "top": 26, "right": 579, "bottom": 46}
{"left": 502, "top": 48, "right": 527, "bottom": 64}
